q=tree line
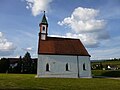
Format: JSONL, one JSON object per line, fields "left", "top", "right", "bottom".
{"left": 0, "top": 52, "right": 37, "bottom": 74}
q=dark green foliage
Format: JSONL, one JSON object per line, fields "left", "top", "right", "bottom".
{"left": 0, "top": 52, "right": 37, "bottom": 74}
{"left": 0, "top": 58, "right": 9, "bottom": 73}
{"left": 22, "top": 52, "right": 32, "bottom": 73}
{"left": 92, "top": 70, "right": 120, "bottom": 77}
{"left": 21, "top": 52, "right": 37, "bottom": 74}
{"left": 8, "top": 56, "right": 23, "bottom": 73}
{"left": 16, "top": 56, "right": 22, "bottom": 73}
{"left": 102, "top": 71, "right": 120, "bottom": 77}
{"left": 31, "top": 59, "right": 37, "bottom": 74}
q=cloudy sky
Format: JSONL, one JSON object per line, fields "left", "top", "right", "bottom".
{"left": 0, "top": 0, "right": 120, "bottom": 60}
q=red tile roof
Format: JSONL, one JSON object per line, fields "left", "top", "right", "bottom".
{"left": 38, "top": 37, "right": 90, "bottom": 56}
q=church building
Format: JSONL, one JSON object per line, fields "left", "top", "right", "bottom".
{"left": 36, "top": 12, "right": 92, "bottom": 78}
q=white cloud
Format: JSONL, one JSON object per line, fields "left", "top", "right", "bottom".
{"left": 0, "top": 32, "right": 16, "bottom": 56}
{"left": 24, "top": 0, "right": 53, "bottom": 16}
{"left": 26, "top": 47, "right": 33, "bottom": 51}
{"left": 50, "top": 33, "right": 99, "bottom": 48}
{"left": 22, "top": 47, "right": 33, "bottom": 51}
{"left": 58, "top": 7, "right": 109, "bottom": 48}
{"left": 65, "top": 33, "right": 99, "bottom": 48}
{"left": 89, "top": 36, "right": 120, "bottom": 60}
{"left": 49, "top": 35, "right": 65, "bottom": 38}
{"left": 58, "top": 7, "right": 106, "bottom": 33}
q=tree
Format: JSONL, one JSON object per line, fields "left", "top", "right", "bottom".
{"left": 0, "top": 58, "right": 10, "bottom": 73}
{"left": 16, "top": 56, "right": 22, "bottom": 73}
{"left": 99, "top": 62, "right": 103, "bottom": 70}
{"left": 31, "top": 58, "right": 37, "bottom": 74}
{"left": 22, "top": 52, "right": 32, "bottom": 73}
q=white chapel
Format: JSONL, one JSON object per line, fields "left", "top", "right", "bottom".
{"left": 36, "top": 12, "right": 92, "bottom": 78}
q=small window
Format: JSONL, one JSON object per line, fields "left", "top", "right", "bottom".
{"left": 42, "top": 26, "right": 45, "bottom": 31}
{"left": 46, "top": 63, "right": 50, "bottom": 71}
{"left": 83, "top": 63, "right": 86, "bottom": 70}
{"left": 66, "top": 63, "right": 70, "bottom": 71}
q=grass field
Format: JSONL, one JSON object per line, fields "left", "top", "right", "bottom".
{"left": 92, "top": 70, "right": 120, "bottom": 77}
{"left": 0, "top": 74, "right": 120, "bottom": 90}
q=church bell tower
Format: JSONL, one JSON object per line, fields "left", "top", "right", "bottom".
{"left": 39, "top": 11, "right": 48, "bottom": 40}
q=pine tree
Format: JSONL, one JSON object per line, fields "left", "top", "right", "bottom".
{"left": 22, "top": 52, "right": 32, "bottom": 73}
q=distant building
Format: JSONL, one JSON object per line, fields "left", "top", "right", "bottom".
{"left": 8, "top": 58, "right": 19, "bottom": 68}
{"left": 36, "top": 12, "right": 92, "bottom": 78}
{"left": 8, "top": 57, "right": 37, "bottom": 73}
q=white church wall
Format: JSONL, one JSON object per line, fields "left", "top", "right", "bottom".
{"left": 37, "top": 55, "right": 78, "bottom": 78}
{"left": 78, "top": 56, "right": 92, "bottom": 78}
{"left": 37, "top": 55, "right": 92, "bottom": 78}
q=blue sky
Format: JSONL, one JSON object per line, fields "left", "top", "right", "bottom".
{"left": 0, "top": 0, "right": 120, "bottom": 60}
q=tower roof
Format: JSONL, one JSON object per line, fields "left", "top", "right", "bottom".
{"left": 40, "top": 11, "right": 48, "bottom": 25}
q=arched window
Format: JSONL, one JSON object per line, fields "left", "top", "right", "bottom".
{"left": 42, "top": 26, "right": 45, "bottom": 31}
{"left": 83, "top": 63, "right": 86, "bottom": 70}
{"left": 66, "top": 63, "right": 69, "bottom": 71}
{"left": 46, "top": 63, "right": 49, "bottom": 71}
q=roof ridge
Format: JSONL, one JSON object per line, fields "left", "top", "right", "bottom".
{"left": 47, "top": 36, "right": 79, "bottom": 40}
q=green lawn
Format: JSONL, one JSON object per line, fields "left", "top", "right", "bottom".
{"left": 92, "top": 70, "right": 120, "bottom": 77}
{"left": 0, "top": 74, "right": 120, "bottom": 90}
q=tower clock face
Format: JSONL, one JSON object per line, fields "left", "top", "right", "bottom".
{"left": 42, "top": 25, "right": 46, "bottom": 33}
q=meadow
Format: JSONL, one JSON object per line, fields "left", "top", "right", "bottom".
{"left": 92, "top": 70, "right": 120, "bottom": 77}
{"left": 0, "top": 74, "right": 120, "bottom": 90}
